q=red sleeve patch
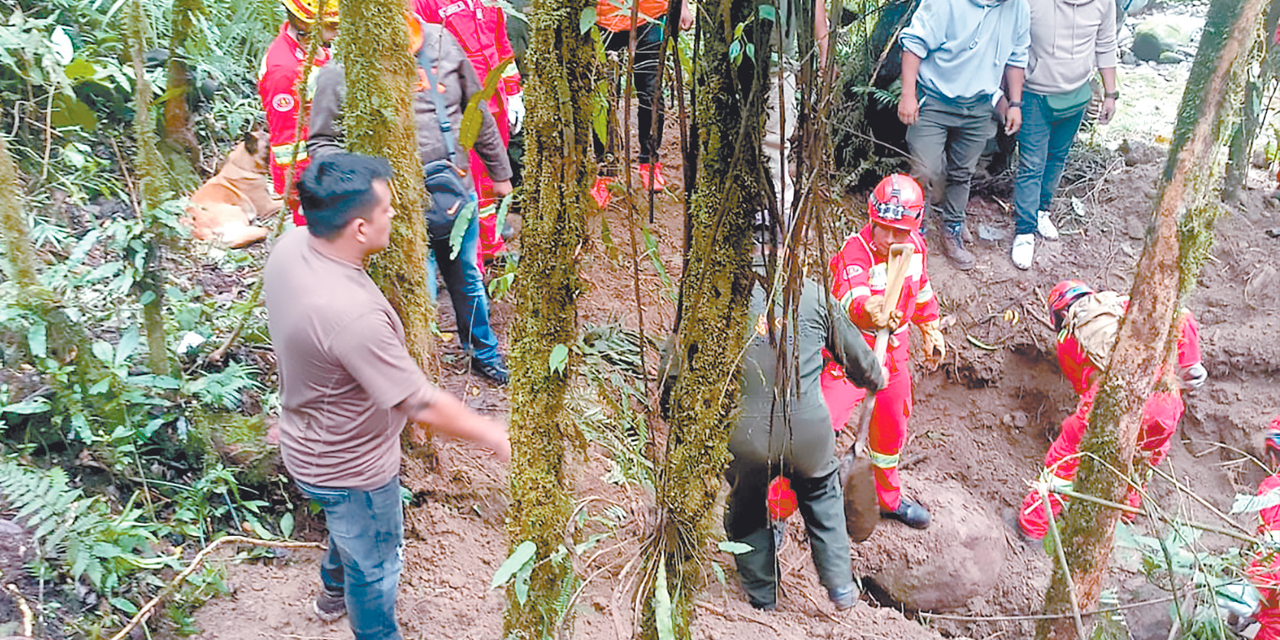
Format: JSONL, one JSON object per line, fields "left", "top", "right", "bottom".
{"left": 271, "top": 93, "right": 297, "bottom": 113}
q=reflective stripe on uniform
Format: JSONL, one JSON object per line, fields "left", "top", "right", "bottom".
{"left": 916, "top": 281, "right": 934, "bottom": 305}
{"left": 868, "top": 449, "right": 899, "bottom": 469}
{"left": 272, "top": 143, "right": 307, "bottom": 165}
{"left": 1040, "top": 472, "right": 1074, "bottom": 493}
{"left": 477, "top": 203, "right": 497, "bottom": 219}
{"left": 1263, "top": 530, "right": 1280, "bottom": 546}
{"left": 839, "top": 286, "right": 871, "bottom": 312}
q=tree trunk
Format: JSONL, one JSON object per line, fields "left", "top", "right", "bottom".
{"left": 1223, "top": 0, "right": 1280, "bottom": 202}
{"left": 164, "top": 0, "right": 205, "bottom": 169}
{"left": 127, "top": 0, "right": 173, "bottom": 377}
{"left": 0, "top": 136, "right": 39, "bottom": 290}
{"left": 335, "top": 0, "right": 437, "bottom": 373}
{"left": 501, "top": 0, "right": 592, "bottom": 632}
{"left": 1037, "top": 0, "right": 1268, "bottom": 637}
{"left": 639, "top": 0, "right": 768, "bottom": 636}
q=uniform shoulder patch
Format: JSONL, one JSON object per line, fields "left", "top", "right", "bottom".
{"left": 844, "top": 265, "right": 864, "bottom": 279}
{"left": 271, "top": 93, "right": 296, "bottom": 113}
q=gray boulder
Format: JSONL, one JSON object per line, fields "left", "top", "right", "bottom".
{"left": 1132, "top": 16, "right": 1199, "bottom": 62}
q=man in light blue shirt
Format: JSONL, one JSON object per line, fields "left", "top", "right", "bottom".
{"left": 898, "top": 0, "right": 1030, "bottom": 270}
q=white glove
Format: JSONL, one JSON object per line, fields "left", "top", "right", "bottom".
{"left": 507, "top": 91, "right": 525, "bottom": 135}
{"left": 1180, "top": 363, "right": 1207, "bottom": 389}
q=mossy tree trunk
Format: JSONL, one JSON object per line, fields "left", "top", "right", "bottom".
{"left": 501, "top": 0, "right": 593, "bottom": 633}
{"left": 1224, "top": 0, "right": 1280, "bottom": 202}
{"left": 336, "top": 0, "right": 436, "bottom": 372}
{"left": 163, "top": 0, "right": 205, "bottom": 169}
{"left": 1037, "top": 0, "right": 1268, "bottom": 637}
{"left": 639, "top": 0, "right": 769, "bottom": 636}
{"left": 127, "top": 0, "right": 173, "bottom": 377}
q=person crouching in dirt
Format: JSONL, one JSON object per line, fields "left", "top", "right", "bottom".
{"left": 819, "top": 174, "right": 946, "bottom": 530}
{"left": 1237, "top": 417, "right": 1280, "bottom": 640}
{"left": 263, "top": 153, "right": 510, "bottom": 640}
{"left": 661, "top": 211, "right": 885, "bottom": 612}
{"left": 1016, "top": 279, "right": 1206, "bottom": 540}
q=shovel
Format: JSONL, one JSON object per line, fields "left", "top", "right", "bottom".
{"left": 840, "top": 243, "right": 915, "bottom": 542}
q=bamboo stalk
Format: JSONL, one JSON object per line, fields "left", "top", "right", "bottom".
{"left": 1040, "top": 484, "right": 1087, "bottom": 640}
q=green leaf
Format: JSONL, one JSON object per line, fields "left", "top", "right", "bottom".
{"left": 2, "top": 398, "right": 50, "bottom": 415}
{"left": 495, "top": 190, "right": 515, "bottom": 242}
{"left": 280, "top": 512, "right": 295, "bottom": 539}
{"left": 513, "top": 554, "right": 534, "bottom": 604}
{"left": 448, "top": 201, "right": 478, "bottom": 260}
{"left": 91, "top": 340, "right": 113, "bottom": 364}
{"left": 139, "top": 290, "right": 156, "bottom": 306}
{"left": 64, "top": 57, "right": 95, "bottom": 81}
{"left": 654, "top": 555, "right": 675, "bottom": 640}
{"left": 549, "top": 344, "right": 569, "bottom": 375}
{"left": 579, "top": 6, "right": 598, "bottom": 34}
{"left": 109, "top": 597, "right": 139, "bottom": 615}
{"left": 717, "top": 540, "right": 753, "bottom": 555}
{"left": 757, "top": 4, "right": 778, "bottom": 22}
{"left": 491, "top": 540, "right": 537, "bottom": 589}
{"left": 26, "top": 319, "right": 46, "bottom": 359}
{"left": 115, "top": 326, "right": 140, "bottom": 368}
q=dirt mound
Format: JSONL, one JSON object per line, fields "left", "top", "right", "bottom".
{"left": 852, "top": 482, "right": 1006, "bottom": 612}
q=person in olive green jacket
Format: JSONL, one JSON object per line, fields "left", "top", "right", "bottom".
{"left": 663, "top": 213, "right": 885, "bottom": 611}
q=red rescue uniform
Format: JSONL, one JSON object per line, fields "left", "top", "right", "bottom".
{"left": 820, "top": 225, "right": 939, "bottom": 511}
{"left": 1018, "top": 307, "right": 1202, "bottom": 539}
{"left": 414, "top": 0, "right": 521, "bottom": 263}
{"left": 258, "top": 22, "right": 332, "bottom": 226}
{"left": 1251, "top": 474, "right": 1280, "bottom": 640}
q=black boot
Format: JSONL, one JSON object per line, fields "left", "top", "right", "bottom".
{"left": 881, "top": 497, "right": 931, "bottom": 529}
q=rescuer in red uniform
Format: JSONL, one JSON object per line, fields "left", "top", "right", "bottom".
{"left": 413, "top": 0, "right": 524, "bottom": 264}
{"left": 1016, "top": 279, "right": 1207, "bottom": 540}
{"left": 258, "top": 0, "right": 338, "bottom": 226}
{"left": 821, "top": 174, "right": 946, "bottom": 530}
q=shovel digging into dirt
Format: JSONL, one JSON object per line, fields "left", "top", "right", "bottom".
{"left": 839, "top": 243, "right": 914, "bottom": 542}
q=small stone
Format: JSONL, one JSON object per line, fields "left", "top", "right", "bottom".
{"left": 1010, "top": 411, "right": 1029, "bottom": 429}
{"left": 1127, "top": 216, "right": 1147, "bottom": 240}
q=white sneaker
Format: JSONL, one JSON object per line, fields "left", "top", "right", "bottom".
{"left": 1011, "top": 234, "right": 1035, "bottom": 270}
{"left": 1036, "top": 210, "right": 1059, "bottom": 240}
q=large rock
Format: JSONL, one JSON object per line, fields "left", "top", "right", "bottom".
{"left": 1132, "top": 16, "right": 1199, "bottom": 62}
{"left": 850, "top": 482, "right": 1006, "bottom": 611}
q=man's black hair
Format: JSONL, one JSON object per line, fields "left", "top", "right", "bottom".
{"left": 298, "top": 153, "right": 394, "bottom": 239}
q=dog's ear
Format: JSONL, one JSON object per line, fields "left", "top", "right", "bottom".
{"left": 243, "top": 129, "right": 260, "bottom": 155}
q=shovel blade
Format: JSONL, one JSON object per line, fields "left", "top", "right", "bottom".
{"left": 840, "top": 451, "right": 879, "bottom": 542}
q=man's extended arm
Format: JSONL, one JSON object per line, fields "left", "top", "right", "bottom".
{"left": 399, "top": 391, "right": 511, "bottom": 461}
{"left": 898, "top": 50, "right": 922, "bottom": 125}
{"left": 1002, "top": 65, "right": 1024, "bottom": 135}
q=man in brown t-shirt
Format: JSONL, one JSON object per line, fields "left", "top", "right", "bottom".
{"left": 264, "top": 152, "right": 509, "bottom": 640}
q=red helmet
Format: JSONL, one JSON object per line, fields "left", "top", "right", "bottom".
{"left": 281, "top": 0, "right": 339, "bottom": 27}
{"left": 868, "top": 174, "right": 925, "bottom": 232}
{"left": 1047, "top": 279, "right": 1094, "bottom": 332}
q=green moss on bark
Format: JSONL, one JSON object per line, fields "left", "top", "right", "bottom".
{"left": 502, "top": 0, "right": 594, "bottom": 634}
{"left": 336, "top": 0, "right": 436, "bottom": 370}
{"left": 637, "top": 0, "right": 769, "bottom": 635}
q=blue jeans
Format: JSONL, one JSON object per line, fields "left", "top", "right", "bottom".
{"left": 296, "top": 477, "right": 404, "bottom": 640}
{"left": 425, "top": 214, "right": 501, "bottom": 365}
{"left": 1013, "top": 91, "right": 1088, "bottom": 235}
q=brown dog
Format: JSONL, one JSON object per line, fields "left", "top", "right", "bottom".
{"left": 184, "top": 131, "right": 280, "bottom": 248}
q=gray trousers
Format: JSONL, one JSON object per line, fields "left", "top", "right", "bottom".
{"left": 724, "top": 465, "right": 852, "bottom": 608}
{"left": 905, "top": 91, "right": 997, "bottom": 231}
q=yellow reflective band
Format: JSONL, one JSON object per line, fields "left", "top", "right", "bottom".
{"left": 272, "top": 143, "right": 307, "bottom": 165}
{"left": 477, "top": 204, "right": 497, "bottom": 219}
{"left": 868, "top": 450, "right": 899, "bottom": 469}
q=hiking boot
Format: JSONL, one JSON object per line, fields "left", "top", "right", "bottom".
{"left": 940, "top": 226, "right": 975, "bottom": 271}
{"left": 881, "top": 497, "right": 931, "bottom": 529}
{"left": 829, "top": 584, "right": 858, "bottom": 611}
{"left": 636, "top": 162, "right": 667, "bottom": 191}
{"left": 749, "top": 598, "right": 777, "bottom": 611}
{"left": 472, "top": 358, "right": 510, "bottom": 385}
{"left": 1011, "top": 233, "right": 1035, "bottom": 270}
{"left": 1037, "top": 210, "right": 1059, "bottom": 241}
{"left": 591, "top": 176, "right": 614, "bottom": 209}
{"left": 313, "top": 587, "right": 346, "bottom": 622}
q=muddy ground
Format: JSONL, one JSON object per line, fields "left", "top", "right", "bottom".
{"left": 186, "top": 125, "right": 1280, "bottom": 639}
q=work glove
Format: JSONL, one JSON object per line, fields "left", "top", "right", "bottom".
{"left": 919, "top": 319, "right": 945, "bottom": 370}
{"left": 507, "top": 91, "right": 525, "bottom": 135}
{"left": 1180, "top": 362, "right": 1207, "bottom": 389}
{"left": 863, "top": 295, "right": 903, "bottom": 331}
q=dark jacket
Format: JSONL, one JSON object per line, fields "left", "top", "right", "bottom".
{"left": 308, "top": 21, "right": 513, "bottom": 185}
{"left": 662, "top": 259, "right": 884, "bottom": 479}
{"left": 730, "top": 268, "right": 884, "bottom": 479}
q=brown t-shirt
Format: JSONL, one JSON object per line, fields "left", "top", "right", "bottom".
{"left": 264, "top": 227, "right": 435, "bottom": 490}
